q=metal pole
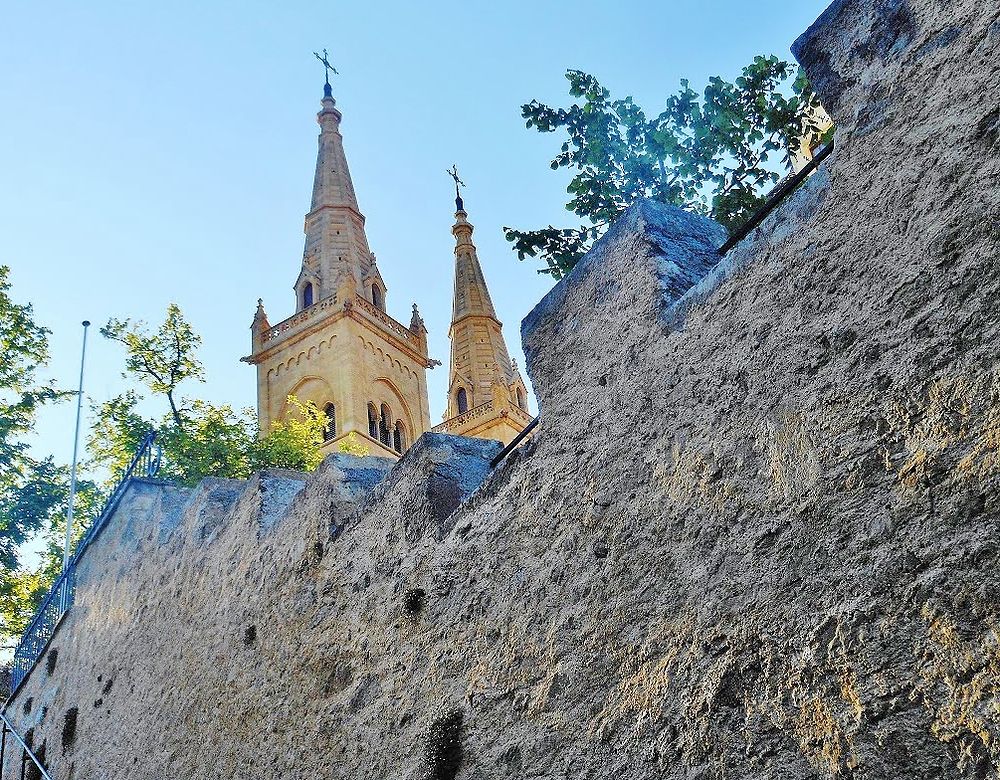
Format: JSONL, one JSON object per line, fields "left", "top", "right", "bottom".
{"left": 62, "top": 320, "right": 91, "bottom": 577}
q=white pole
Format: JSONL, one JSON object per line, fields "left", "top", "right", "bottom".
{"left": 63, "top": 320, "right": 90, "bottom": 574}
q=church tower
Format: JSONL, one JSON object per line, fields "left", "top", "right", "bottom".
{"left": 244, "top": 75, "right": 434, "bottom": 458}
{"left": 433, "top": 177, "right": 532, "bottom": 445}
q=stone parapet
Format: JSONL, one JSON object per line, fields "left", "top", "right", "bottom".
{"left": 432, "top": 400, "right": 495, "bottom": 433}
{"left": 351, "top": 294, "right": 417, "bottom": 345}
{"left": 522, "top": 199, "right": 727, "bottom": 419}
{"left": 260, "top": 294, "right": 340, "bottom": 346}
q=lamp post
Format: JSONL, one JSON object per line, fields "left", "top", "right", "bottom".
{"left": 62, "top": 320, "right": 90, "bottom": 580}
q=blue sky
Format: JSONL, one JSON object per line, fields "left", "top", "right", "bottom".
{"left": 1, "top": 0, "right": 830, "bottom": 467}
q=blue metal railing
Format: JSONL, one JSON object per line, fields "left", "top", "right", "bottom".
{"left": 8, "top": 431, "right": 161, "bottom": 695}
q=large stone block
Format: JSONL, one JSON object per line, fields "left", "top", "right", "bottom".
{"left": 521, "top": 199, "right": 727, "bottom": 416}
{"left": 352, "top": 431, "right": 502, "bottom": 547}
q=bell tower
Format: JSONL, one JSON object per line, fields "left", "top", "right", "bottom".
{"left": 244, "top": 67, "right": 434, "bottom": 458}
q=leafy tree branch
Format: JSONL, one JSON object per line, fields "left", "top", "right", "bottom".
{"left": 505, "top": 58, "right": 831, "bottom": 277}
{"left": 94, "top": 304, "right": 326, "bottom": 487}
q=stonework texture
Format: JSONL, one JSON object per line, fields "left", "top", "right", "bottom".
{"left": 5, "top": 0, "right": 1000, "bottom": 778}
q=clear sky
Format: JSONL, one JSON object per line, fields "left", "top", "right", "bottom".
{"left": 2, "top": 0, "right": 830, "bottom": 467}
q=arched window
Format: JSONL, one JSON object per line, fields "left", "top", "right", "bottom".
{"left": 456, "top": 387, "right": 468, "bottom": 414}
{"left": 323, "top": 403, "right": 336, "bottom": 441}
{"left": 379, "top": 404, "right": 391, "bottom": 447}
{"left": 393, "top": 421, "right": 405, "bottom": 453}
{"left": 367, "top": 403, "right": 378, "bottom": 440}
{"left": 371, "top": 284, "right": 384, "bottom": 312}
{"left": 302, "top": 282, "right": 314, "bottom": 308}
{"left": 516, "top": 387, "right": 526, "bottom": 411}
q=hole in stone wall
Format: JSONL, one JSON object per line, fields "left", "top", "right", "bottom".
{"left": 426, "top": 474, "right": 461, "bottom": 522}
{"left": 46, "top": 649, "right": 58, "bottom": 676}
{"left": 103, "top": 677, "right": 114, "bottom": 696}
{"left": 62, "top": 707, "right": 79, "bottom": 750}
{"left": 404, "top": 588, "right": 426, "bottom": 617}
{"left": 244, "top": 625, "right": 257, "bottom": 646}
{"left": 322, "top": 663, "right": 353, "bottom": 695}
{"left": 978, "top": 107, "right": 1000, "bottom": 147}
{"left": 26, "top": 742, "right": 46, "bottom": 780}
{"left": 425, "top": 708, "right": 464, "bottom": 780}
{"left": 23, "top": 697, "right": 32, "bottom": 715}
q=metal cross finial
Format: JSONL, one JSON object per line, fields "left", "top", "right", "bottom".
{"left": 446, "top": 164, "right": 467, "bottom": 211}
{"left": 313, "top": 49, "right": 338, "bottom": 86}
{"left": 446, "top": 164, "right": 466, "bottom": 195}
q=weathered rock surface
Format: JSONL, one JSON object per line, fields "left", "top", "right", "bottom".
{"left": 5, "top": 0, "right": 1000, "bottom": 777}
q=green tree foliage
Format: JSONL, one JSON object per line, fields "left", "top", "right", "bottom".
{"left": 249, "top": 397, "right": 326, "bottom": 472}
{"left": 92, "top": 305, "right": 325, "bottom": 487}
{"left": 0, "top": 265, "right": 81, "bottom": 645}
{"left": 101, "top": 304, "right": 204, "bottom": 428}
{"left": 337, "top": 432, "right": 371, "bottom": 457}
{"left": 0, "top": 462, "right": 100, "bottom": 642}
{"left": 504, "top": 57, "right": 829, "bottom": 277}
{"left": 0, "top": 266, "right": 61, "bottom": 525}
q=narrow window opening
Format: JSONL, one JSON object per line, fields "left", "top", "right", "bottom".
{"left": 323, "top": 403, "right": 337, "bottom": 441}
{"left": 302, "top": 282, "right": 314, "bottom": 308}
{"left": 456, "top": 387, "right": 468, "bottom": 414}
{"left": 379, "top": 404, "right": 391, "bottom": 447}
{"left": 393, "top": 421, "right": 405, "bottom": 453}
{"left": 368, "top": 403, "right": 379, "bottom": 440}
{"left": 372, "top": 285, "right": 384, "bottom": 312}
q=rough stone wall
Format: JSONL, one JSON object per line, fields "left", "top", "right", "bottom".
{"left": 5, "top": 0, "right": 1000, "bottom": 777}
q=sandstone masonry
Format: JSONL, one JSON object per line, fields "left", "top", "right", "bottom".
{"left": 4, "top": 0, "right": 1000, "bottom": 777}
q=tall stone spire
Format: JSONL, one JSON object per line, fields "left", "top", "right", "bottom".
{"left": 440, "top": 176, "right": 531, "bottom": 443}
{"left": 297, "top": 81, "right": 377, "bottom": 311}
{"left": 244, "top": 62, "right": 434, "bottom": 459}
{"left": 450, "top": 193, "right": 499, "bottom": 324}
